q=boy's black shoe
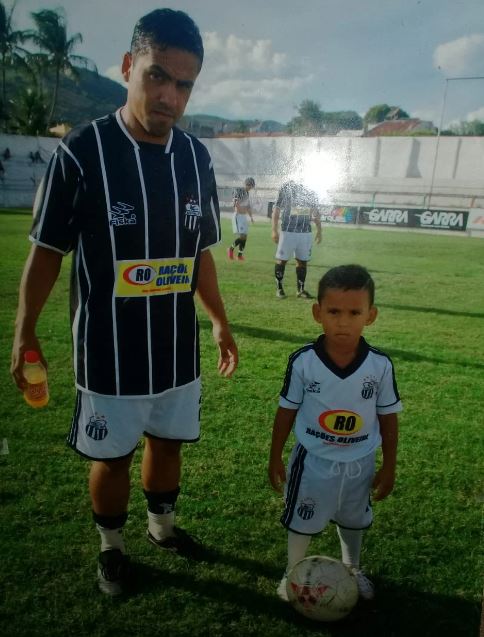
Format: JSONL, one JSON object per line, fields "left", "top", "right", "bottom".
{"left": 296, "top": 289, "right": 313, "bottom": 299}
{"left": 97, "top": 549, "right": 131, "bottom": 596}
{"left": 147, "top": 527, "right": 204, "bottom": 560}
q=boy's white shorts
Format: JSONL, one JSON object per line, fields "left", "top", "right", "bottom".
{"left": 67, "top": 378, "right": 201, "bottom": 460}
{"left": 275, "top": 231, "right": 313, "bottom": 261}
{"left": 281, "top": 444, "right": 375, "bottom": 534}
{"left": 232, "top": 213, "right": 250, "bottom": 236}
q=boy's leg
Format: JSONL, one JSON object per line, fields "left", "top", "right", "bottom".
{"left": 338, "top": 526, "right": 374, "bottom": 600}
{"left": 277, "top": 531, "right": 312, "bottom": 601}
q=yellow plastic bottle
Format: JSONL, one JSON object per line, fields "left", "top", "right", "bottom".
{"left": 23, "top": 350, "right": 49, "bottom": 408}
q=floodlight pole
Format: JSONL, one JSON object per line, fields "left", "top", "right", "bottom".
{"left": 428, "top": 76, "right": 484, "bottom": 207}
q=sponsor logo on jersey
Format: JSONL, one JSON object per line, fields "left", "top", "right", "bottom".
{"left": 361, "top": 375, "right": 378, "bottom": 399}
{"left": 109, "top": 202, "right": 136, "bottom": 226}
{"left": 115, "top": 258, "right": 194, "bottom": 297}
{"left": 297, "top": 498, "right": 316, "bottom": 520}
{"left": 86, "top": 414, "right": 108, "bottom": 441}
{"left": 306, "top": 381, "right": 321, "bottom": 394}
{"left": 318, "top": 409, "right": 363, "bottom": 435}
{"left": 184, "top": 196, "right": 201, "bottom": 231}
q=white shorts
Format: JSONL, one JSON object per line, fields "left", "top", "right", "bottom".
{"left": 281, "top": 444, "right": 375, "bottom": 534}
{"left": 232, "top": 213, "right": 249, "bottom": 236}
{"left": 67, "top": 379, "right": 201, "bottom": 460}
{"left": 275, "top": 231, "right": 313, "bottom": 261}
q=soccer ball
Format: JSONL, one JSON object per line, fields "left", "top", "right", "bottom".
{"left": 286, "top": 555, "right": 358, "bottom": 622}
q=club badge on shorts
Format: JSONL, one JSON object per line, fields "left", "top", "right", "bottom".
{"left": 86, "top": 414, "right": 109, "bottom": 441}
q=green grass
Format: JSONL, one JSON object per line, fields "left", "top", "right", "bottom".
{"left": 0, "top": 211, "right": 482, "bottom": 637}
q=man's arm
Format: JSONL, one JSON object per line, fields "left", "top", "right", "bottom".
{"left": 312, "top": 208, "right": 322, "bottom": 244}
{"left": 196, "top": 249, "right": 238, "bottom": 377}
{"left": 11, "top": 244, "right": 63, "bottom": 390}
{"left": 271, "top": 206, "right": 281, "bottom": 244}
{"left": 373, "top": 412, "right": 399, "bottom": 501}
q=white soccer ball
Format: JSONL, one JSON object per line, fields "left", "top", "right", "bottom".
{"left": 286, "top": 555, "right": 358, "bottom": 622}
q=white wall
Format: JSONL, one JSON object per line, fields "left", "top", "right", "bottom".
{"left": 1, "top": 133, "right": 483, "bottom": 210}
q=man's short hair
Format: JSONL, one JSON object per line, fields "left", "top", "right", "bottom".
{"left": 130, "top": 9, "right": 204, "bottom": 65}
{"left": 317, "top": 264, "right": 375, "bottom": 305}
{"left": 245, "top": 177, "right": 255, "bottom": 188}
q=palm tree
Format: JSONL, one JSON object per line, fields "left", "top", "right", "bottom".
{"left": 0, "top": 1, "right": 28, "bottom": 127}
{"left": 25, "top": 8, "right": 97, "bottom": 130}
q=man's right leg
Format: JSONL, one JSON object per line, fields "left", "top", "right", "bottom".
{"left": 90, "top": 455, "right": 133, "bottom": 595}
{"left": 275, "top": 260, "right": 287, "bottom": 298}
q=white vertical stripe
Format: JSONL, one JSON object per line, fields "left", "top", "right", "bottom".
{"left": 92, "top": 120, "right": 121, "bottom": 395}
{"left": 36, "top": 153, "right": 58, "bottom": 238}
{"left": 193, "top": 231, "right": 201, "bottom": 377}
{"left": 184, "top": 133, "right": 202, "bottom": 218}
{"left": 72, "top": 248, "right": 81, "bottom": 383}
{"left": 59, "top": 141, "right": 84, "bottom": 176}
{"left": 114, "top": 108, "right": 140, "bottom": 150}
{"left": 133, "top": 146, "right": 153, "bottom": 394}
{"left": 78, "top": 237, "right": 92, "bottom": 388}
{"left": 170, "top": 152, "right": 179, "bottom": 387}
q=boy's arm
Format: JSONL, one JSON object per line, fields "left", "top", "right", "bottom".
{"left": 373, "top": 412, "right": 399, "bottom": 501}
{"left": 312, "top": 208, "right": 322, "bottom": 244}
{"left": 268, "top": 406, "right": 297, "bottom": 493}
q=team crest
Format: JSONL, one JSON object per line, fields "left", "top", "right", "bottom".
{"left": 297, "top": 498, "right": 316, "bottom": 520}
{"left": 306, "top": 381, "right": 321, "bottom": 394}
{"left": 361, "top": 376, "right": 378, "bottom": 399}
{"left": 109, "top": 201, "right": 136, "bottom": 226}
{"left": 184, "top": 196, "right": 201, "bottom": 231}
{"left": 86, "top": 414, "right": 108, "bottom": 441}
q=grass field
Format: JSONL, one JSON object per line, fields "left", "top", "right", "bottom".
{"left": 0, "top": 210, "right": 483, "bottom": 637}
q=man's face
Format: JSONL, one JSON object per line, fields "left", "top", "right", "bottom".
{"left": 122, "top": 45, "right": 200, "bottom": 143}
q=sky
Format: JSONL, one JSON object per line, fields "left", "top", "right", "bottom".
{"left": 12, "top": 0, "right": 484, "bottom": 127}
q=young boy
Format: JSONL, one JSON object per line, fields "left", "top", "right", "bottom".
{"left": 268, "top": 264, "right": 402, "bottom": 601}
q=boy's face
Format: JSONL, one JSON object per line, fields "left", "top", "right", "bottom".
{"left": 312, "top": 287, "right": 377, "bottom": 348}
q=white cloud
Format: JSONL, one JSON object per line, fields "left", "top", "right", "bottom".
{"left": 191, "top": 32, "right": 308, "bottom": 121}
{"left": 466, "top": 106, "right": 484, "bottom": 121}
{"left": 433, "top": 34, "right": 484, "bottom": 75}
{"left": 104, "top": 65, "right": 126, "bottom": 85}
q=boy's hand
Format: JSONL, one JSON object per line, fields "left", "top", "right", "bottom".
{"left": 372, "top": 466, "right": 395, "bottom": 501}
{"left": 268, "top": 457, "right": 286, "bottom": 493}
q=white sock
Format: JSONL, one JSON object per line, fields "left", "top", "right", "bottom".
{"left": 96, "top": 524, "right": 126, "bottom": 554}
{"left": 287, "top": 530, "right": 312, "bottom": 571}
{"left": 337, "top": 526, "right": 363, "bottom": 569}
{"left": 147, "top": 510, "right": 175, "bottom": 541}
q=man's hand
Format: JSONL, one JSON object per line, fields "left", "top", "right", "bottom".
{"left": 314, "top": 230, "right": 322, "bottom": 244}
{"left": 213, "top": 323, "right": 238, "bottom": 378}
{"left": 11, "top": 333, "right": 46, "bottom": 392}
{"left": 271, "top": 229, "right": 279, "bottom": 244}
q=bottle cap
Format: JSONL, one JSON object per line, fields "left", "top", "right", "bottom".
{"left": 24, "top": 350, "right": 40, "bottom": 363}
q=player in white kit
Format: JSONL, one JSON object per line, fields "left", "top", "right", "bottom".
{"left": 268, "top": 264, "right": 402, "bottom": 601}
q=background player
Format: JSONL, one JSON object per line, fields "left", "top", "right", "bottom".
{"left": 271, "top": 180, "right": 322, "bottom": 299}
{"left": 268, "top": 264, "right": 402, "bottom": 600}
{"left": 11, "top": 9, "right": 238, "bottom": 596}
{"left": 228, "top": 177, "right": 255, "bottom": 261}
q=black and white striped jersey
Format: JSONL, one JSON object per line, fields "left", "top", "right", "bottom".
{"left": 275, "top": 181, "right": 319, "bottom": 233}
{"left": 279, "top": 336, "right": 402, "bottom": 461}
{"left": 30, "top": 110, "right": 221, "bottom": 397}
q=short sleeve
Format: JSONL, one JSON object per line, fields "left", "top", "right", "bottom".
{"left": 30, "top": 141, "right": 84, "bottom": 255}
{"left": 376, "top": 358, "right": 403, "bottom": 414}
{"left": 279, "top": 351, "right": 305, "bottom": 407}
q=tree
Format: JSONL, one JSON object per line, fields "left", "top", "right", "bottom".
{"left": 286, "top": 99, "right": 325, "bottom": 135}
{"left": 0, "top": 1, "right": 28, "bottom": 127}
{"left": 364, "top": 104, "right": 410, "bottom": 125}
{"left": 12, "top": 86, "right": 48, "bottom": 135}
{"left": 25, "top": 8, "right": 97, "bottom": 130}
{"left": 448, "top": 120, "right": 484, "bottom": 136}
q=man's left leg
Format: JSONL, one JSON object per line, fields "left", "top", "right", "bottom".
{"left": 295, "top": 259, "right": 312, "bottom": 298}
{"left": 142, "top": 437, "right": 202, "bottom": 557}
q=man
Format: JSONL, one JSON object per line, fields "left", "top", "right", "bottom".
{"left": 227, "top": 177, "right": 255, "bottom": 261}
{"left": 271, "top": 180, "right": 322, "bottom": 299}
{"left": 11, "top": 9, "right": 238, "bottom": 596}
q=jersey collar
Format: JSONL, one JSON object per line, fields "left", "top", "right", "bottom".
{"left": 313, "top": 335, "right": 370, "bottom": 379}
